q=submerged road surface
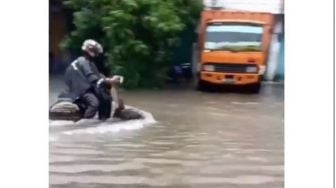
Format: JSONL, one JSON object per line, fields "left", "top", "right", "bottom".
{"left": 49, "top": 77, "right": 284, "bottom": 188}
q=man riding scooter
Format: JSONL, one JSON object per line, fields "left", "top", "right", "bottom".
{"left": 50, "top": 39, "right": 141, "bottom": 122}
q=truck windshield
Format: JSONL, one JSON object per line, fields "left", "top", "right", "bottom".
{"left": 204, "top": 23, "right": 263, "bottom": 52}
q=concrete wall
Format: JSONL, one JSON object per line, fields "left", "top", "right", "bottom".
{"left": 265, "top": 17, "right": 284, "bottom": 81}
{"left": 276, "top": 34, "right": 284, "bottom": 80}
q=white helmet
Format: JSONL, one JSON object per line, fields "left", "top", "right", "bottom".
{"left": 81, "top": 39, "right": 103, "bottom": 57}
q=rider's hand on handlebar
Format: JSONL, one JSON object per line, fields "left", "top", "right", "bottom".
{"left": 108, "top": 76, "right": 123, "bottom": 86}
{"left": 107, "top": 79, "right": 119, "bottom": 86}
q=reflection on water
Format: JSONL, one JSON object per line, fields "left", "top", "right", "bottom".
{"left": 50, "top": 77, "right": 284, "bottom": 188}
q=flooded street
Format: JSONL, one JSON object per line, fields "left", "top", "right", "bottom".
{"left": 49, "top": 77, "right": 284, "bottom": 188}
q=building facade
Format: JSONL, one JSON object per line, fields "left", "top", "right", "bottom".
{"left": 49, "top": 0, "right": 72, "bottom": 74}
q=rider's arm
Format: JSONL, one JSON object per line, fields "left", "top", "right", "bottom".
{"left": 77, "top": 57, "right": 100, "bottom": 84}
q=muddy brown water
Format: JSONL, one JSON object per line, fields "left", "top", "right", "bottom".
{"left": 49, "top": 77, "right": 284, "bottom": 188}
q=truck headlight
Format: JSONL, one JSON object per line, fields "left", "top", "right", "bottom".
{"left": 246, "top": 66, "right": 258, "bottom": 73}
{"left": 203, "top": 65, "right": 215, "bottom": 72}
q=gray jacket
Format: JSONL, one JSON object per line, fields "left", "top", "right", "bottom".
{"left": 59, "top": 56, "right": 105, "bottom": 101}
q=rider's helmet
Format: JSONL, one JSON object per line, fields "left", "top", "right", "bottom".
{"left": 81, "top": 39, "right": 103, "bottom": 58}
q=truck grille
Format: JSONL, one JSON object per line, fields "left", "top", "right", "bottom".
{"left": 206, "top": 63, "right": 258, "bottom": 73}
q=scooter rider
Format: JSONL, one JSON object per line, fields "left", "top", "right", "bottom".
{"left": 60, "top": 39, "right": 121, "bottom": 120}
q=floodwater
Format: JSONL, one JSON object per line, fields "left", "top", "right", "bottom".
{"left": 49, "top": 77, "right": 284, "bottom": 188}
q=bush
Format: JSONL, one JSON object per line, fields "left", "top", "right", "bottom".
{"left": 61, "top": 0, "right": 202, "bottom": 89}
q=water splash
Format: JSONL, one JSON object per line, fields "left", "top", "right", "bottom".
{"left": 61, "top": 106, "right": 156, "bottom": 135}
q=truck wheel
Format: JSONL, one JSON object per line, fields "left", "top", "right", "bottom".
{"left": 247, "top": 83, "right": 261, "bottom": 94}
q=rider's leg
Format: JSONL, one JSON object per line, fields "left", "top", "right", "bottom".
{"left": 94, "top": 86, "right": 112, "bottom": 121}
{"left": 81, "top": 92, "right": 99, "bottom": 119}
{"left": 98, "top": 98, "right": 112, "bottom": 120}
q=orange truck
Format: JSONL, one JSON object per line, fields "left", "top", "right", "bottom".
{"left": 195, "top": 10, "right": 274, "bottom": 93}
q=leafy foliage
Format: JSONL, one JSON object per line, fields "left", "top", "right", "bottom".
{"left": 61, "top": 0, "right": 202, "bottom": 89}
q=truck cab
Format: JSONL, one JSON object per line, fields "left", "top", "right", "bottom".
{"left": 196, "top": 11, "right": 274, "bottom": 93}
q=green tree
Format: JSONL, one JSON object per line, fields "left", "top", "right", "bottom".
{"left": 61, "top": 0, "right": 202, "bottom": 89}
